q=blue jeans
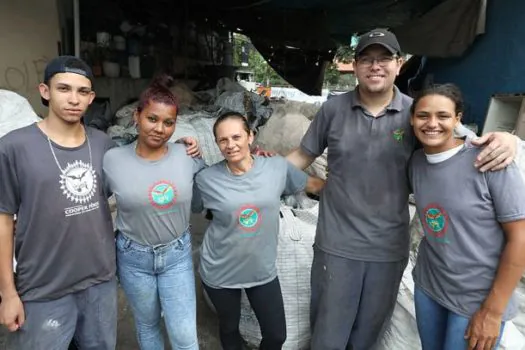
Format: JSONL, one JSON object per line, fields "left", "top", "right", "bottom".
{"left": 8, "top": 278, "right": 117, "bottom": 350}
{"left": 116, "top": 231, "right": 198, "bottom": 350}
{"left": 415, "top": 286, "right": 505, "bottom": 350}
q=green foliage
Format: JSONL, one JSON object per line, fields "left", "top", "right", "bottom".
{"left": 324, "top": 62, "right": 341, "bottom": 87}
{"left": 232, "top": 33, "right": 355, "bottom": 88}
{"left": 335, "top": 44, "right": 355, "bottom": 63}
{"left": 233, "top": 33, "right": 287, "bottom": 86}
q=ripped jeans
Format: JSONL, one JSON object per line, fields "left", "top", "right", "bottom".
{"left": 8, "top": 278, "right": 117, "bottom": 350}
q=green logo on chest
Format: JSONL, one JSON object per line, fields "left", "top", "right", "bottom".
{"left": 393, "top": 128, "right": 404, "bottom": 142}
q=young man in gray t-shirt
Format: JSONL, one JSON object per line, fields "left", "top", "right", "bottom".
{"left": 0, "top": 56, "right": 118, "bottom": 350}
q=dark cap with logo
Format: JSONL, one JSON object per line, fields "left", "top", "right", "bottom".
{"left": 354, "top": 28, "right": 401, "bottom": 57}
{"left": 41, "top": 55, "right": 94, "bottom": 106}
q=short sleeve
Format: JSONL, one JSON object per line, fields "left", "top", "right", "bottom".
{"left": 0, "top": 143, "right": 20, "bottom": 214}
{"left": 102, "top": 150, "right": 116, "bottom": 197}
{"left": 486, "top": 163, "right": 525, "bottom": 223}
{"left": 283, "top": 158, "right": 308, "bottom": 195}
{"left": 191, "top": 182, "right": 204, "bottom": 213}
{"left": 192, "top": 158, "right": 207, "bottom": 175}
{"left": 300, "top": 104, "right": 330, "bottom": 157}
{"left": 105, "top": 138, "right": 118, "bottom": 152}
{"left": 191, "top": 173, "right": 205, "bottom": 213}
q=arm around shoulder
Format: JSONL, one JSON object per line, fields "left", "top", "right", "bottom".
{"left": 286, "top": 148, "right": 316, "bottom": 170}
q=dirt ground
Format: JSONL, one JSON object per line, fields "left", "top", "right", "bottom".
{"left": 0, "top": 214, "right": 222, "bottom": 350}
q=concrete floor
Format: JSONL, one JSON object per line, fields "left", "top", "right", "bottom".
{"left": 0, "top": 213, "right": 222, "bottom": 350}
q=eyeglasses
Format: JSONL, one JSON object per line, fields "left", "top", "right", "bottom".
{"left": 356, "top": 55, "right": 399, "bottom": 67}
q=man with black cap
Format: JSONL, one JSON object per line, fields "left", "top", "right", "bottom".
{"left": 286, "top": 28, "right": 519, "bottom": 349}
{"left": 0, "top": 55, "right": 118, "bottom": 349}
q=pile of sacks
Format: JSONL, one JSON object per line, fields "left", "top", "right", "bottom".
{"left": 0, "top": 90, "right": 41, "bottom": 138}
{"left": 106, "top": 78, "right": 273, "bottom": 162}
{"left": 105, "top": 78, "right": 329, "bottom": 179}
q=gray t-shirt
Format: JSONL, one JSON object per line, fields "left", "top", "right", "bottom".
{"left": 194, "top": 156, "right": 307, "bottom": 288}
{"left": 103, "top": 142, "right": 205, "bottom": 246}
{"left": 301, "top": 87, "right": 416, "bottom": 261}
{"left": 0, "top": 124, "right": 116, "bottom": 302}
{"left": 409, "top": 145, "right": 525, "bottom": 320}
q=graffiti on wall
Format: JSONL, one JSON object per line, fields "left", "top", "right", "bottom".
{"left": 0, "top": 56, "right": 49, "bottom": 93}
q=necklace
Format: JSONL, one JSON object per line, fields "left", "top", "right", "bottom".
{"left": 47, "top": 129, "right": 93, "bottom": 174}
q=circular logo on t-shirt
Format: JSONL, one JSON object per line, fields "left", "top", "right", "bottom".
{"left": 237, "top": 205, "right": 261, "bottom": 231}
{"left": 422, "top": 203, "right": 449, "bottom": 240}
{"left": 148, "top": 181, "right": 177, "bottom": 209}
{"left": 59, "top": 160, "right": 97, "bottom": 204}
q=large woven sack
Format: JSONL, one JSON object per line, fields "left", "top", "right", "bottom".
{"left": 169, "top": 111, "right": 223, "bottom": 166}
{"left": 0, "top": 89, "right": 41, "bottom": 138}
{"left": 239, "top": 198, "right": 318, "bottom": 349}
{"left": 253, "top": 105, "right": 327, "bottom": 180}
{"left": 378, "top": 212, "right": 421, "bottom": 350}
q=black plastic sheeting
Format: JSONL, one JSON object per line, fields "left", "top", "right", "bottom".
{"left": 101, "top": 0, "right": 447, "bottom": 94}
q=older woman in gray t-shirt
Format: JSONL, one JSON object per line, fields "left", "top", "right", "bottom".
{"left": 194, "top": 112, "right": 324, "bottom": 350}
{"left": 408, "top": 84, "right": 525, "bottom": 350}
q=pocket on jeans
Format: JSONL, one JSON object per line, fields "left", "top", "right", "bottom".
{"left": 116, "top": 234, "right": 133, "bottom": 253}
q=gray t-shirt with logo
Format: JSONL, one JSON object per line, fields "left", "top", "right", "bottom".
{"left": 103, "top": 142, "right": 205, "bottom": 246}
{"left": 194, "top": 156, "right": 307, "bottom": 288}
{"left": 0, "top": 124, "right": 116, "bottom": 302}
{"left": 409, "top": 145, "right": 525, "bottom": 320}
{"left": 301, "top": 87, "right": 416, "bottom": 262}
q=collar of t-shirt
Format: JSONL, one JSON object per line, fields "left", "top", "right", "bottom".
{"left": 351, "top": 86, "right": 404, "bottom": 114}
{"left": 425, "top": 143, "right": 465, "bottom": 164}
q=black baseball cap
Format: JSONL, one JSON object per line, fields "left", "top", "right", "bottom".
{"left": 354, "top": 28, "right": 401, "bottom": 57}
{"left": 41, "top": 56, "right": 94, "bottom": 106}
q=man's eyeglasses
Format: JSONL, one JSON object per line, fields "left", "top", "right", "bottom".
{"left": 355, "top": 55, "right": 399, "bottom": 67}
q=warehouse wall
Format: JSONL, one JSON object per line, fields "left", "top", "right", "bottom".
{"left": 0, "top": 0, "right": 60, "bottom": 116}
{"left": 425, "top": 0, "right": 525, "bottom": 130}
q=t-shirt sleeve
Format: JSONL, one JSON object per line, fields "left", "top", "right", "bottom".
{"left": 0, "top": 143, "right": 20, "bottom": 214}
{"left": 300, "top": 104, "right": 330, "bottom": 157}
{"left": 282, "top": 158, "right": 308, "bottom": 195}
{"left": 192, "top": 157, "right": 207, "bottom": 175}
{"left": 191, "top": 175, "right": 205, "bottom": 213}
{"left": 102, "top": 152, "right": 114, "bottom": 198}
{"left": 486, "top": 162, "right": 525, "bottom": 223}
{"left": 105, "top": 138, "right": 118, "bottom": 152}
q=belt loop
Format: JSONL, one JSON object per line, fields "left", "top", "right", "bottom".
{"left": 124, "top": 236, "right": 132, "bottom": 249}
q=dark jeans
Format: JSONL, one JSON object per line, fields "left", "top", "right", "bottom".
{"left": 7, "top": 278, "right": 117, "bottom": 350}
{"left": 203, "top": 277, "right": 286, "bottom": 350}
{"left": 310, "top": 248, "right": 408, "bottom": 350}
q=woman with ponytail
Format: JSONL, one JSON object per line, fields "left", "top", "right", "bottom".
{"left": 103, "top": 74, "right": 204, "bottom": 350}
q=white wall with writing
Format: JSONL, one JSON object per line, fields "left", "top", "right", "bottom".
{"left": 0, "top": 0, "right": 60, "bottom": 116}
